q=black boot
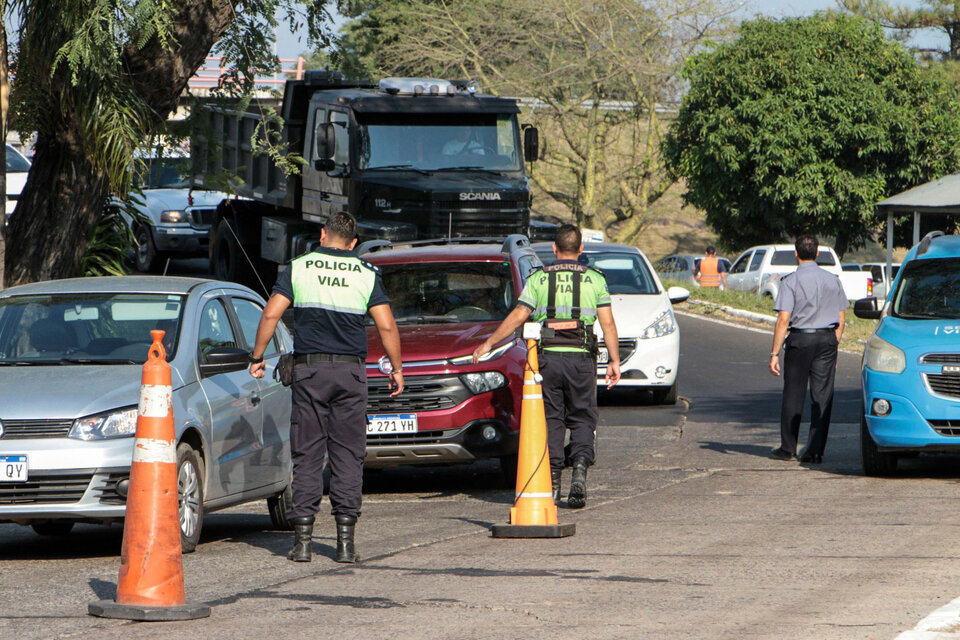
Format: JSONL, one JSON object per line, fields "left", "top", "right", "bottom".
{"left": 568, "top": 457, "right": 589, "bottom": 509}
{"left": 335, "top": 515, "right": 359, "bottom": 564}
{"left": 287, "top": 516, "right": 314, "bottom": 562}
{"left": 551, "top": 468, "right": 562, "bottom": 506}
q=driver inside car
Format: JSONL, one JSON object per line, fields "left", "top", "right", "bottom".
{"left": 441, "top": 128, "right": 484, "bottom": 156}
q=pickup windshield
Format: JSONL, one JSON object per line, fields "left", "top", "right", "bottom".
{"left": 136, "top": 157, "right": 191, "bottom": 189}
{"left": 0, "top": 293, "right": 184, "bottom": 364}
{"left": 891, "top": 258, "right": 960, "bottom": 319}
{"left": 372, "top": 262, "right": 515, "bottom": 324}
{"left": 770, "top": 250, "right": 837, "bottom": 266}
{"left": 357, "top": 113, "right": 522, "bottom": 172}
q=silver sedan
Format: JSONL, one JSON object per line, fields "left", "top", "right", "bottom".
{"left": 0, "top": 276, "right": 293, "bottom": 551}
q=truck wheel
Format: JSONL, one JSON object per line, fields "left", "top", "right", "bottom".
{"left": 177, "top": 443, "right": 205, "bottom": 553}
{"left": 212, "top": 219, "right": 256, "bottom": 287}
{"left": 267, "top": 480, "right": 294, "bottom": 531}
{"left": 135, "top": 225, "right": 162, "bottom": 273}
{"left": 652, "top": 380, "right": 678, "bottom": 405}
{"left": 860, "top": 411, "right": 898, "bottom": 476}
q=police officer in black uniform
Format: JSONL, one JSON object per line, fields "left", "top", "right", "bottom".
{"left": 249, "top": 212, "right": 403, "bottom": 563}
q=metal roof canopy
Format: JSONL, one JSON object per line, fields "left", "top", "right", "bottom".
{"left": 875, "top": 173, "right": 960, "bottom": 286}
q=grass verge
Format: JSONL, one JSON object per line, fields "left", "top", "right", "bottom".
{"left": 664, "top": 279, "right": 878, "bottom": 353}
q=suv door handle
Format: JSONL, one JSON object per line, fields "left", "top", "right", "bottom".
{"left": 250, "top": 393, "right": 261, "bottom": 406}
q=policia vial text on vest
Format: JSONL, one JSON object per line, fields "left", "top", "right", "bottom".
{"left": 248, "top": 212, "right": 404, "bottom": 564}
{"left": 473, "top": 224, "right": 620, "bottom": 509}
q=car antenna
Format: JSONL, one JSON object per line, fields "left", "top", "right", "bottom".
{"left": 162, "top": 258, "right": 171, "bottom": 277}
{"left": 223, "top": 222, "right": 270, "bottom": 298}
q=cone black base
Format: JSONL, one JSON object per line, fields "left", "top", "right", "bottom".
{"left": 88, "top": 600, "right": 211, "bottom": 621}
{"left": 490, "top": 523, "right": 576, "bottom": 538}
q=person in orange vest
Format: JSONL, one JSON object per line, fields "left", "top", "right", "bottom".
{"left": 695, "top": 246, "right": 727, "bottom": 289}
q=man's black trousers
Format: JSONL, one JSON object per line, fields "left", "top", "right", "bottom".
{"left": 287, "top": 360, "right": 367, "bottom": 520}
{"left": 780, "top": 331, "right": 839, "bottom": 457}
{"left": 539, "top": 350, "right": 598, "bottom": 471}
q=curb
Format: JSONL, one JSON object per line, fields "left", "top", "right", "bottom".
{"left": 686, "top": 299, "right": 776, "bottom": 325}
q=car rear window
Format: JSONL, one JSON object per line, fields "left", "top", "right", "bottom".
{"left": 374, "top": 262, "right": 515, "bottom": 324}
{"left": 770, "top": 250, "right": 836, "bottom": 266}
{"left": 0, "top": 293, "right": 185, "bottom": 364}
{"left": 891, "top": 258, "right": 960, "bottom": 319}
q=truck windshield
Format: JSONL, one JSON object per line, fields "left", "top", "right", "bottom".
{"left": 0, "top": 293, "right": 184, "bottom": 364}
{"left": 372, "top": 262, "right": 515, "bottom": 324}
{"left": 891, "top": 258, "right": 960, "bottom": 319}
{"left": 358, "top": 113, "right": 521, "bottom": 172}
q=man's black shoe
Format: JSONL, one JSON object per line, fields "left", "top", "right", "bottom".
{"left": 769, "top": 447, "right": 796, "bottom": 461}
{"left": 798, "top": 452, "right": 823, "bottom": 464}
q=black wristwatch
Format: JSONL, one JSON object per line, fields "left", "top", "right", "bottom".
{"left": 249, "top": 354, "right": 264, "bottom": 364}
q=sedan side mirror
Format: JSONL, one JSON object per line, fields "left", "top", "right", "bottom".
{"left": 853, "top": 297, "right": 882, "bottom": 320}
{"left": 199, "top": 346, "right": 252, "bottom": 376}
{"left": 667, "top": 286, "right": 690, "bottom": 304}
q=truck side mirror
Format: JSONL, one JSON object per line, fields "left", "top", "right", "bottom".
{"left": 314, "top": 122, "right": 336, "bottom": 171}
{"left": 523, "top": 127, "right": 539, "bottom": 162}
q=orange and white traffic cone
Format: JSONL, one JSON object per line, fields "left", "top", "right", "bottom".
{"left": 89, "top": 330, "right": 210, "bottom": 621}
{"left": 492, "top": 333, "right": 575, "bottom": 538}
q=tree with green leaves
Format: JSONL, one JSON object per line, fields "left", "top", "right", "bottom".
{"left": 2, "top": 1, "right": 331, "bottom": 287}
{"left": 662, "top": 13, "right": 960, "bottom": 257}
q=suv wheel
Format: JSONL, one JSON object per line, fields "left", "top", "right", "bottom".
{"left": 860, "top": 411, "right": 898, "bottom": 476}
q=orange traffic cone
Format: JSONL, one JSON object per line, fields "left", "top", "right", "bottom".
{"left": 491, "top": 335, "right": 575, "bottom": 538}
{"left": 89, "top": 330, "right": 210, "bottom": 621}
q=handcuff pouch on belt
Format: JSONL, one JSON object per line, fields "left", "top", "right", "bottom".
{"left": 539, "top": 263, "right": 598, "bottom": 355}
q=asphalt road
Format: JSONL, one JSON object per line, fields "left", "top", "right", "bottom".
{"left": 5, "top": 311, "right": 960, "bottom": 639}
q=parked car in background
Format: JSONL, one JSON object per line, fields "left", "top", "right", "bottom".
{"left": 0, "top": 276, "right": 293, "bottom": 551}
{"left": 860, "top": 262, "right": 901, "bottom": 299}
{"left": 116, "top": 153, "right": 229, "bottom": 273}
{"left": 657, "top": 254, "right": 732, "bottom": 287}
{"left": 358, "top": 236, "right": 541, "bottom": 485}
{"left": 854, "top": 232, "right": 960, "bottom": 476}
{"left": 726, "top": 244, "right": 872, "bottom": 301}
{"left": 535, "top": 242, "right": 689, "bottom": 404}
{"left": 5, "top": 145, "right": 31, "bottom": 220}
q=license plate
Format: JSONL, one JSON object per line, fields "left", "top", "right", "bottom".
{"left": 366, "top": 414, "right": 418, "bottom": 434}
{"left": 0, "top": 456, "right": 27, "bottom": 482}
{"left": 597, "top": 348, "right": 609, "bottom": 365}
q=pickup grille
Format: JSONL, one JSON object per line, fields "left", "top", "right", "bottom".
{"left": 367, "top": 375, "right": 471, "bottom": 413}
{"left": 0, "top": 419, "right": 73, "bottom": 439}
{"left": 0, "top": 470, "right": 92, "bottom": 504}
{"left": 925, "top": 372, "right": 960, "bottom": 398}
{"left": 190, "top": 208, "right": 216, "bottom": 227}
{"left": 367, "top": 428, "right": 460, "bottom": 446}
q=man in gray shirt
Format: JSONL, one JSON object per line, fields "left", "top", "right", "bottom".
{"left": 768, "top": 235, "right": 848, "bottom": 464}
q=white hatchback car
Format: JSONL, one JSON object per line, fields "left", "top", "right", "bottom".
{"left": 533, "top": 242, "right": 689, "bottom": 404}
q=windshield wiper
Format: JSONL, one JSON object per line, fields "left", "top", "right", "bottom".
{"left": 394, "top": 315, "right": 461, "bottom": 324}
{"left": 58, "top": 357, "right": 140, "bottom": 365}
{"left": 432, "top": 166, "right": 503, "bottom": 175}
{"left": 365, "top": 164, "right": 432, "bottom": 175}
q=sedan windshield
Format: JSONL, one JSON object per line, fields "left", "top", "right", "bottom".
{"left": 373, "top": 262, "right": 515, "bottom": 324}
{"left": 891, "top": 258, "right": 960, "bottom": 319}
{"left": 357, "top": 113, "right": 521, "bottom": 172}
{"left": 0, "top": 293, "right": 185, "bottom": 364}
{"left": 537, "top": 251, "right": 659, "bottom": 295}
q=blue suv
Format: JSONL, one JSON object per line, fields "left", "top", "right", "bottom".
{"left": 855, "top": 232, "right": 960, "bottom": 475}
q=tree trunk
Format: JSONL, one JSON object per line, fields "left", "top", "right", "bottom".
{"left": 4, "top": 132, "right": 109, "bottom": 284}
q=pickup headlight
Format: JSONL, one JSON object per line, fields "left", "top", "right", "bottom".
{"left": 160, "top": 210, "right": 186, "bottom": 224}
{"left": 864, "top": 335, "right": 906, "bottom": 374}
{"left": 460, "top": 371, "right": 507, "bottom": 395}
{"left": 68, "top": 407, "right": 139, "bottom": 440}
{"left": 449, "top": 340, "right": 514, "bottom": 365}
{"left": 642, "top": 309, "right": 677, "bottom": 339}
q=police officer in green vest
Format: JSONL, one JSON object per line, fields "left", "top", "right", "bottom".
{"left": 249, "top": 212, "right": 403, "bottom": 563}
{"left": 473, "top": 224, "right": 620, "bottom": 508}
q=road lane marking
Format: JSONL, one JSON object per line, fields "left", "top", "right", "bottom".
{"left": 895, "top": 594, "right": 960, "bottom": 638}
{"left": 674, "top": 310, "right": 772, "bottom": 336}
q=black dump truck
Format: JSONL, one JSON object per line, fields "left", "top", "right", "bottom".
{"left": 192, "top": 71, "right": 540, "bottom": 286}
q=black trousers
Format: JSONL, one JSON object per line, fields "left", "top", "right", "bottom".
{"left": 540, "top": 350, "right": 599, "bottom": 471}
{"left": 780, "top": 331, "right": 839, "bottom": 456}
{"left": 287, "top": 361, "right": 367, "bottom": 519}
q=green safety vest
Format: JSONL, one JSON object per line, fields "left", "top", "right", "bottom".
{"left": 518, "top": 261, "right": 611, "bottom": 352}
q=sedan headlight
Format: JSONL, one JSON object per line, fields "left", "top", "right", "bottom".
{"left": 641, "top": 309, "right": 677, "bottom": 339}
{"left": 460, "top": 371, "right": 507, "bottom": 395}
{"left": 449, "top": 340, "right": 514, "bottom": 365}
{"left": 68, "top": 407, "right": 139, "bottom": 441}
{"left": 160, "top": 210, "right": 186, "bottom": 224}
{"left": 864, "top": 335, "right": 906, "bottom": 374}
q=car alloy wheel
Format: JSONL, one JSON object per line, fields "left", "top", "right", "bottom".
{"left": 177, "top": 443, "right": 205, "bottom": 553}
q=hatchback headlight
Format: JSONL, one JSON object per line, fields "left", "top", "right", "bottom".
{"left": 864, "top": 335, "right": 906, "bottom": 374}
{"left": 449, "top": 341, "right": 514, "bottom": 365}
{"left": 642, "top": 309, "right": 676, "bottom": 339}
{"left": 68, "top": 407, "right": 139, "bottom": 440}
{"left": 460, "top": 371, "right": 507, "bottom": 395}
{"left": 160, "top": 210, "right": 185, "bottom": 224}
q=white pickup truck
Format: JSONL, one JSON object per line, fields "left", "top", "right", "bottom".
{"left": 726, "top": 244, "right": 873, "bottom": 301}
